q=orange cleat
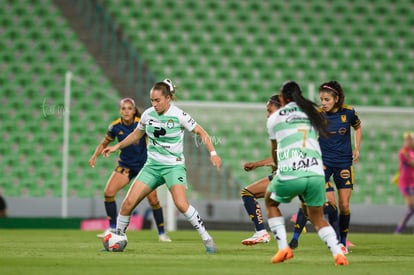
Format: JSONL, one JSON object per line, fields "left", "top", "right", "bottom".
{"left": 334, "top": 253, "right": 349, "bottom": 266}
{"left": 271, "top": 247, "right": 294, "bottom": 263}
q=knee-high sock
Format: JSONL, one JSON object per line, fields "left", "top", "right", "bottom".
{"left": 318, "top": 226, "right": 343, "bottom": 256}
{"left": 395, "top": 207, "right": 414, "bottom": 233}
{"left": 268, "top": 216, "right": 288, "bottom": 250}
{"left": 104, "top": 196, "right": 117, "bottom": 229}
{"left": 241, "top": 188, "right": 266, "bottom": 232}
{"left": 324, "top": 202, "right": 339, "bottom": 240}
{"left": 151, "top": 203, "right": 165, "bottom": 235}
{"left": 184, "top": 205, "right": 211, "bottom": 241}
{"left": 291, "top": 207, "right": 308, "bottom": 241}
{"left": 116, "top": 214, "right": 131, "bottom": 233}
{"left": 339, "top": 212, "right": 350, "bottom": 246}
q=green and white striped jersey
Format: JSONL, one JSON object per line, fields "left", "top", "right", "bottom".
{"left": 138, "top": 104, "right": 197, "bottom": 165}
{"left": 267, "top": 102, "right": 324, "bottom": 181}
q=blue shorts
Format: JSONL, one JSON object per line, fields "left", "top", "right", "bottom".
{"left": 114, "top": 165, "right": 141, "bottom": 181}
{"left": 324, "top": 165, "right": 354, "bottom": 192}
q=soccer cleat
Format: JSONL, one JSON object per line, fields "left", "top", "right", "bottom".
{"left": 241, "top": 231, "right": 271, "bottom": 246}
{"left": 289, "top": 238, "right": 299, "bottom": 249}
{"left": 203, "top": 238, "right": 217, "bottom": 254}
{"left": 158, "top": 233, "right": 172, "bottom": 242}
{"left": 346, "top": 240, "right": 355, "bottom": 247}
{"left": 96, "top": 228, "right": 112, "bottom": 239}
{"left": 334, "top": 253, "right": 349, "bottom": 266}
{"left": 271, "top": 247, "right": 294, "bottom": 263}
{"left": 339, "top": 244, "right": 349, "bottom": 255}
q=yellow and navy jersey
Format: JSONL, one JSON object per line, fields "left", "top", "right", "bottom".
{"left": 318, "top": 105, "right": 361, "bottom": 167}
{"left": 106, "top": 116, "right": 147, "bottom": 169}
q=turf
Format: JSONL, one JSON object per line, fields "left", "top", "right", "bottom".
{"left": 0, "top": 229, "right": 412, "bottom": 275}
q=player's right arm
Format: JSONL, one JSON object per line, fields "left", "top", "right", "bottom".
{"left": 102, "top": 127, "right": 145, "bottom": 157}
{"left": 243, "top": 156, "right": 275, "bottom": 171}
{"left": 89, "top": 137, "right": 112, "bottom": 168}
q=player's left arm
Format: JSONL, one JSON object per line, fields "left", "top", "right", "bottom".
{"left": 351, "top": 109, "right": 362, "bottom": 163}
{"left": 352, "top": 125, "right": 362, "bottom": 163}
{"left": 193, "top": 124, "right": 222, "bottom": 170}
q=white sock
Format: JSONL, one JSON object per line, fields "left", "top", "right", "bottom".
{"left": 117, "top": 214, "right": 131, "bottom": 233}
{"left": 318, "top": 226, "right": 342, "bottom": 256}
{"left": 184, "top": 205, "right": 211, "bottom": 241}
{"left": 268, "top": 216, "right": 288, "bottom": 249}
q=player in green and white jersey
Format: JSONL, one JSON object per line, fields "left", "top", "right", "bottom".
{"left": 264, "top": 81, "right": 348, "bottom": 266}
{"left": 103, "top": 79, "right": 222, "bottom": 253}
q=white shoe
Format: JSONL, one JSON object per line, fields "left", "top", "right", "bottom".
{"left": 339, "top": 243, "right": 349, "bottom": 255}
{"left": 241, "top": 231, "right": 271, "bottom": 246}
{"left": 203, "top": 238, "right": 216, "bottom": 253}
{"left": 158, "top": 233, "right": 172, "bottom": 242}
{"left": 96, "top": 228, "right": 112, "bottom": 239}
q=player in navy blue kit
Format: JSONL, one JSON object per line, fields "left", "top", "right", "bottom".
{"left": 89, "top": 98, "right": 171, "bottom": 242}
{"left": 289, "top": 81, "right": 362, "bottom": 254}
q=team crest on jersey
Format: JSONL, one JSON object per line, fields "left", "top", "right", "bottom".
{"left": 118, "top": 130, "right": 124, "bottom": 136}
{"left": 341, "top": 115, "right": 347, "bottom": 123}
{"left": 166, "top": 119, "right": 174, "bottom": 128}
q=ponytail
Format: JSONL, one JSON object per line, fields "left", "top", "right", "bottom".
{"left": 280, "top": 81, "right": 328, "bottom": 137}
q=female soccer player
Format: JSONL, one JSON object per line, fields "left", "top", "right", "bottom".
{"left": 265, "top": 81, "right": 348, "bottom": 265}
{"left": 240, "top": 95, "right": 280, "bottom": 246}
{"left": 89, "top": 97, "right": 171, "bottom": 242}
{"left": 289, "top": 81, "right": 362, "bottom": 254}
{"left": 394, "top": 131, "right": 414, "bottom": 233}
{"left": 102, "top": 79, "right": 222, "bottom": 253}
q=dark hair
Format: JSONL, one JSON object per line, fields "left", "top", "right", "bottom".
{"left": 133, "top": 107, "right": 141, "bottom": 118}
{"left": 280, "top": 81, "right": 328, "bottom": 137}
{"left": 319, "top": 80, "right": 345, "bottom": 109}
{"left": 268, "top": 94, "right": 282, "bottom": 108}
{"left": 152, "top": 79, "right": 176, "bottom": 101}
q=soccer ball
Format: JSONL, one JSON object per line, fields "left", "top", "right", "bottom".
{"left": 102, "top": 229, "right": 128, "bottom": 252}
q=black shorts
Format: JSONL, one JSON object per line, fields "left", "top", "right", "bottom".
{"left": 114, "top": 165, "right": 141, "bottom": 181}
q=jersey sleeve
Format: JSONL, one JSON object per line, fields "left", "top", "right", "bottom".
{"left": 266, "top": 113, "right": 277, "bottom": 140}
{"left": 350, "top": 108, "right": 361, "bottom": 129}
{"left": 178, "top": 110, "right": 197, "bottom": 132}
{"left": 106, "top": 123, "right": 116, "bottom": 141}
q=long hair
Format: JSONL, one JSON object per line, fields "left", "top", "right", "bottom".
{"left": 319, "top": 80, "right": 345, "bottom": 110}
{"left": 280, "top": 81, "right": 328, "bottom": 137}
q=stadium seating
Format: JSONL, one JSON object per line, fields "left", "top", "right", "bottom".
{"left": 99, "top": 0, "right": 413, "bottom": 107}
{"left": 0, "top": 0, "right": 120, "bottom": 198}
{"left": 99, "top": 0, "right": 413, "bottom": 204}
{"left": 1, "top": 0, "right": 412, "bottom": 205}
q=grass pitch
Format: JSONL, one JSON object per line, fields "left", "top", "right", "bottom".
{"left": 0, "top": 229, "right": 412, "bottom": 275}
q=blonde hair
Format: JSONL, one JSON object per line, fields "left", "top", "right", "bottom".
{"left": 403, "top": 131, "right": 414, "bottom": 139}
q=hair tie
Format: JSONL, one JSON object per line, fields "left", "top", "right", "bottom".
{"left": 163, "top": 79, "right": 174, "bottom": 92}
{"left": 119, "top": 97, "right": 136, "bottom": 107}
{"left": 321, "top": 85, "right": 339, "bottom": 95}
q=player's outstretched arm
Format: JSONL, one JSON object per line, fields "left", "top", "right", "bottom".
{"left": 192, "top": 125, "right": 222, "bottom": 170}
{"left": 102, "top": 128, "right": 145, "bottom": 157}
{"left": 89, "top": 138, "right": 112, "bottom": 167}
{"left": 243, "top": 156, "right": 275, "bottom": 171}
